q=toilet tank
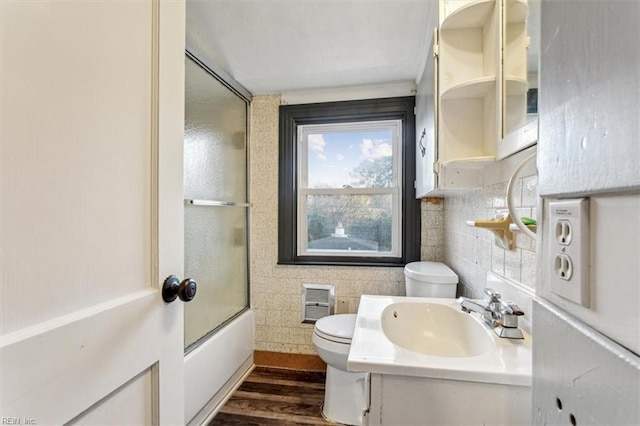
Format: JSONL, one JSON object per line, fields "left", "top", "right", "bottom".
{"left": 404, "top": 261, "right": 458, "bottom": 298}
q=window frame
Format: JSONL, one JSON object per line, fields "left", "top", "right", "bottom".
{"left": 297, "top": 120, "right": 402, "bottom": 257}
{"left": 278, "top": 96, "right": 420, "bottom": 267}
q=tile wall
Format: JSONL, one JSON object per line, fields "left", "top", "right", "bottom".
{"left": 249, "top": 94, "right": 537, "bottom": 355}
{"left": 443, "top": 174, "right": 538, "bottom": 299}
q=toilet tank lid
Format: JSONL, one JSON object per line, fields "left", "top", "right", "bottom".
{"left": 404, "top": 261, "right": 459, "bottom": 284}
{"left": 314, "top": 314, "right": 357, "bottom": 340}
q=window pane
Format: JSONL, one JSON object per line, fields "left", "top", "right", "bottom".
{"left": 306, "top": 129, "right": 394, "bottom": 189}
{"left": 306, "top": 194, "right": 393, "bottom": 253}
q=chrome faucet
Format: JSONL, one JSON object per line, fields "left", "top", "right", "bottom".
{"left": 457, "top": 288, "right": 525, "bottom": 339}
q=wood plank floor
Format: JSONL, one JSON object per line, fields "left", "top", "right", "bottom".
{"left": 209, "top": 367, "right": 331, "bottom": 425}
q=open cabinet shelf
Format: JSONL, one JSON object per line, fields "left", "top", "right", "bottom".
{"left": 505, "top": 76, "right": 529, "bottom": 95}
{"left": 437, "top": 0, "right": 500, "bottom": 171}
{"left": 441, "top": 77, "right": 496, "bottom": 100}
{"left": 440, "top": 0, "right": 495, "bottom": 30}
{"left": 441, "top": 156, "right": 496, "bottom": 168}
{"left": 505, "top": 0, "right": 529, "bottom": 24}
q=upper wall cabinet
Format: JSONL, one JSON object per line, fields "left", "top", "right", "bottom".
{"left": 416, "top": 0, "right": 538, "bottom": 197}
{"left": 503, "top": 0, "right": 530, "bottom": 136}
{"left": 498, "top": 0, "right": 539, "bottom": 160}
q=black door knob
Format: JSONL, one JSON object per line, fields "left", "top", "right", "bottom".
{"left": 162, "top": 275, "right": 197, "bottom": 303}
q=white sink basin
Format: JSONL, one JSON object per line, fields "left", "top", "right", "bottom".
{"left": 348, "top": 295, "right": 532, "bottom": 386}
{"left": 381, "top": 302, "right": 494, "bottom": 357}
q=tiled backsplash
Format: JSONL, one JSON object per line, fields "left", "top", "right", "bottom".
{"left": 443, "top": 173, "right": 538, "bottom": 299}
{"left": 249, "top": 94, "right": 537, "bottom": 355}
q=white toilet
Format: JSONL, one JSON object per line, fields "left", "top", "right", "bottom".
{"left": 404, "top": 261, "right": 459, "bottom": 298}
{"left": 312, "top": 261, "right": 458, "bottom": 425}
{"left": 312, "top": 314, "right": 366, "bottom": 425}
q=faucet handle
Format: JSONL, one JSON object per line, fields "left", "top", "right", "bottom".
{"left": 483, "top": 288, "right": 501, "bottom": 302}
{"left": 501, "top": 300, "right": 524, "bottom": 316}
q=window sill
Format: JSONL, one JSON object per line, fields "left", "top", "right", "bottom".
{"left": 277, "top": 258, "right": 407, "bottom": 267}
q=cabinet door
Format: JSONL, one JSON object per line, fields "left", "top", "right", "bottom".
{"left": 415, "top": 28, "right": 438, "bottom": 197}
{"left": 498, "top": 0, "right": 540, "bottom": 159}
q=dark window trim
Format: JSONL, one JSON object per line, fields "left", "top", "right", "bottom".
{"left": 278, "top": 96, "right": 420, "bottom": 267}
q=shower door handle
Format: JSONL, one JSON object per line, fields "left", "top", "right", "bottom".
{"left": 186, "top": 199, "right": 251, "bottom": 208}
{"left": 162, "top": 275, "right": 197, "bottom": 303}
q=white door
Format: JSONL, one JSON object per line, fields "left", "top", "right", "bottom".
{"left": 1, "top": 1, "right": 186, "bottom": 424}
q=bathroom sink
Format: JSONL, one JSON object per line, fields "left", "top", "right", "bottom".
{"left": 348, "top": 295, "right": 532, "bottom": 386}
{"left": 349, "top": 295, "right": 533, "bottom": 425}
{"left": 381, "top": 302, "right": 494, "bottom": 357}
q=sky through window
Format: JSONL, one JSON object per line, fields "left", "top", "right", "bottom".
{"left": 306, "top": 129, "right": 393, "bottom": 188}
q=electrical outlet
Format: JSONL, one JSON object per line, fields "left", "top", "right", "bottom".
{"left": 555, "top": 220, "right": 572, "bottom": 245}
{"left": 554, "top": 253, "right": 573, "bottom": 280}
{"left": 547, "top": 198, "right": 590, "bottom": 307}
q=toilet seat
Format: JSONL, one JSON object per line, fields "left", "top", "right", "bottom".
{"left": 313, "top": 314, "right": 356, "bottom": 344}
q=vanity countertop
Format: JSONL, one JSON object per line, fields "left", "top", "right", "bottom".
{"left": 347, "top": 295, "right": 532, "bottom": 386}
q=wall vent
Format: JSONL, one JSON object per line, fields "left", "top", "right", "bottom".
{"left": 301, "top": 284, "right": 334, "bottom": 323}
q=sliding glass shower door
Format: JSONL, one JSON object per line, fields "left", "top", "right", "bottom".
{"left": 183, "top": 53, "right": 249, "bottom": 351}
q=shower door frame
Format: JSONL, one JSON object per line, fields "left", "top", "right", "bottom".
{"left": 182, "top": 50, "right": 253, "bottom": 424}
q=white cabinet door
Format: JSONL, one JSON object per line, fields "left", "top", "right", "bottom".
{"left": 415, "top": 28, "right": 438, "bottom": 198}
{"left": 1, "top": 1, "right": 186, "bottom": 423}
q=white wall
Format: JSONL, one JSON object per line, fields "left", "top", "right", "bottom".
{"left": 537, "top": 2, "right": 640, "bottom": 197}
{"left": 533, "top": 1, "right": 640, "bottom": 424}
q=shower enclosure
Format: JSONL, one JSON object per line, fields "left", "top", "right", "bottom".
{"left": 183, "top": 52, "right": 253, "bottom": 424}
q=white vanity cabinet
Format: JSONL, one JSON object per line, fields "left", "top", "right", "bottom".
{"left": 416, "top": 0, "right": 532, "bottom": 197}
{"left": 349, "top": 295, "right": 533, "bottom": 426}
{"left": 364, "top": 373, "right": 531, "bottom": 425}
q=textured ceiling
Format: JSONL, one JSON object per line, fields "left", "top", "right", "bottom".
{"left": 186, "top": 1, "right": 438, "bottom": 95}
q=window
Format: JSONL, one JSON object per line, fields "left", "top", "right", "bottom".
{"left": 278, "top": 97, "right": 420, "bottom": 266}
{"left": 298, "top": 120, "right": 401, "bottom": 257}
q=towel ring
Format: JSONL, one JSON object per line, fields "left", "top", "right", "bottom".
{"left": 506, "top": 153, "right": 537, "bottom": 240}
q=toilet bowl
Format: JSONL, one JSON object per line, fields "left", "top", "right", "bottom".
{"left": 312, "top": 314, "right": 366, "bottom": 426}
{"left": 404, "top": 261, "right": 459, "bottom": 297}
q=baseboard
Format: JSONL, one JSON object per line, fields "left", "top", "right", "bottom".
{"left": 254, "top": 350, "right": 326, "bottom": 371}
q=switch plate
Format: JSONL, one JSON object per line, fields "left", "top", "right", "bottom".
{"left": 547, "top": 198, "right": 590, "bottom": 307}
